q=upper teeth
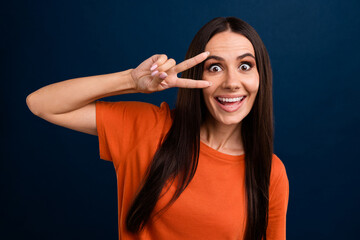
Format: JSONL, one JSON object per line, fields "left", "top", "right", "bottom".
{"left": 217, "top": 97, "right": 244, "bottom": 102}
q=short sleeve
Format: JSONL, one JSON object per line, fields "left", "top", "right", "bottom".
{"left": 95, "top": 101, "right": 172, "bottom": 165}
{"left": 266, "top": 154, "right": 290, "bottom": 240}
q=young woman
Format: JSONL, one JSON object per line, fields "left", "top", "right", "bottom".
{"left": 26, "top": 17, "right": 289, "bottom": 240}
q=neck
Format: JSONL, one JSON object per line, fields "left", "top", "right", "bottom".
{"left": 200, "top": 117, "right": 244, "bottom": 156}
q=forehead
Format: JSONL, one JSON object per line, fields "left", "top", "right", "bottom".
{"left": 205, "top": 31, "right": 255, "bottom": 57}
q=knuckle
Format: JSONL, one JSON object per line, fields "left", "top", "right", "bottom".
{"left": 157, "top": 67, "right": 165, "bottom": 72}
{"left": 160, "top": 54, "right": 168, "bottom": 62}
{"left": 151, "top": 54, "right": 160, "bottom": 62}
{"left": 158, "top": 59, "right": 176, "bottom": 72}
{"left": 169, "top": 58, "right": 176, "bottom": 66}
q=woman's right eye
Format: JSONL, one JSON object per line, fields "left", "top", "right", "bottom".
{"left": 208, "top": 64, "right": 222, "bottom": 72}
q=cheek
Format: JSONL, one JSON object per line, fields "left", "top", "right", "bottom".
{"left": 246, "top": 74, "right": 260, "bottom": 94}
{"left": 202, "top": 88, "right": 217, "bottom": 113}
{"left": 252, "top": 80, "right": 260, "bottom": 94}
{"left": 202, "top": 89, "right": 210, "bottom": 101}
{"left": 202, "top": 84, "right": 217, "bottom": 100}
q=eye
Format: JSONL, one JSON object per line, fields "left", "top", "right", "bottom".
{"left": 208, "top": 64, "right": 222, "bottom": 72}
{"left": 239, "top": 63, "right": 251, "bottom": 71}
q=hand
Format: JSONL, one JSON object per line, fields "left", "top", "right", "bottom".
{"left": 131, "top": 52, "right": 211, "bottom": 93}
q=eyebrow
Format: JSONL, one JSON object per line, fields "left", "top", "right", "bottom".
{"left": 204, "top": 53, "right": 255, "bottom": 62}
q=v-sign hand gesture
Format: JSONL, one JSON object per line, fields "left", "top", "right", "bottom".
{"left": 130, "top": 52, "right": 212, "bottom": 93}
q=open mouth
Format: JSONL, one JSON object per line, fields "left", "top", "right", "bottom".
{"left": 215, "top": 96, "right": 246, "bottom": 105}
{"left": 214, "top": 96, "right": 247, "bottom": 112}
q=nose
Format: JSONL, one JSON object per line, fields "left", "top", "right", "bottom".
{"left": 221, "top": 68, "right": 242, "bottom": 91}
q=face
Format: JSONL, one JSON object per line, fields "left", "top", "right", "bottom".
{"left": 202, "top": 31, "right": 259, "bottom": 126}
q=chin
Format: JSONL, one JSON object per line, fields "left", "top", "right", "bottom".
{"left": 212, "top": 114, "right": 246, "bottom": 126}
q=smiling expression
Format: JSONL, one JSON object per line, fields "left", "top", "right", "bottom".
{"left": 202, "top": 31, "right": 259, "bottom": 126}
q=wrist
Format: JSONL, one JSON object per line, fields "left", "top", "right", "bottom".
{"left": 124, "top": 69, "right": 137, "bottom": 91}
{"left": 113, "top": 69, "right": 138, "bottom": 94}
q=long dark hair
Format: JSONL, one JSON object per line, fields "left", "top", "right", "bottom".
{"left": 126, "top": 17, "right": 273, "bottom": 240}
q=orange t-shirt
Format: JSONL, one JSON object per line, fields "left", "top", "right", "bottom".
{"left": 95, "top": 101, "right": 289, "bottom": 240}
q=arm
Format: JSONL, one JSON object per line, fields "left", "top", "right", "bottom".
{"left": 26, "top": 70, "right": 136, "bottom": 136}
{"left": 26, "top": 52, "right": 211, "bottom": 136}
{"left": 266, "top": 158, "right": 289, "bottom": 240}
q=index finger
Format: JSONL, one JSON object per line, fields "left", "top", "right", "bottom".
{"left": 173, "top": 51, "right": 210, "bottom": 73}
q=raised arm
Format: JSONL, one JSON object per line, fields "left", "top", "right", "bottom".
{"left": 26, "top": 52, "right": 211, "bottom": 136}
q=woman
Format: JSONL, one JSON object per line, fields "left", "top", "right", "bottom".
{"left": 26, "top": 17, "right": 289, "bottom": 240}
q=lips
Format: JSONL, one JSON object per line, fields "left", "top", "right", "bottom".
{"left": 216, "top": 96, "right": 245, "bottom": 104}
{"left": 214, "top": 95, "right": 246, "bottom": 112}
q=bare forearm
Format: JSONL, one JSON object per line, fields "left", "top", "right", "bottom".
{"left": 26, "top": 69, "right": 136, "bottom": 116}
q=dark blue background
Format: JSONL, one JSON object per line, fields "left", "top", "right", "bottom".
{"left": 1, "top": 0, "right": 359, "bottom": 239}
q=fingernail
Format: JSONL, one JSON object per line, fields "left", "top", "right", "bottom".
{"left": 205, "top": 51, "right": 210, "bottom": 55}
{"left": 150, "top": 64, "right": 158, "bottom": 71}
{"left": 159, "top": 72, "right": 168, "bottom": 79}
{"left": 208, "top": 81, "right": 212, "bottom": 86}
{"left": 151, "top": 70, "right": 159, "bottom": 76}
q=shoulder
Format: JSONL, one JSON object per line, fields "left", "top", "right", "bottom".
{"left": 95, "top": 101, "right": 173, "bottom": 162}
{"left": 95, "top": 101, "right": 171, "bottom": 117}
{"left": 269, "top": 154, "right": 289, "bottom": 197}
{"left": 271, "top": 154, "right": 287, "bottom": 178}
{"left": 96, "top": 101, "right": 171, "bottom": 127}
